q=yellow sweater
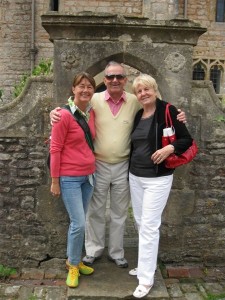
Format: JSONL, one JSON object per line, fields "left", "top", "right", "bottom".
{"left": 91, "top": 91, "right": 140, "bottom": 163}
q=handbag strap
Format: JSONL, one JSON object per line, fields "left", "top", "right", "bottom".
{"left": 63, "top": 105, "right": 94, "bottom": 152}
{"left": 165, "top": 103, "right": 173, "bottom": 127}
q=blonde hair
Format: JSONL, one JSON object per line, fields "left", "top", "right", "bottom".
{"left": 132, "top": 74, "right": 161, "bottom": 99}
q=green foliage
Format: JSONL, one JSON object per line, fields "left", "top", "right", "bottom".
{"left": 13, "top": 74, "right": 29, "bottom": 98}
{"left": 157, "top": 259, "right": 167, "bottom": 278}
{"left": 31, "top": 59, "right": 52, "bottom": 76}
{"left": 28, "top": 295, "right": 38, "bottom": 300}
{"left": 205, "top": 293, "right": 225, "bottom": 300}
{"left": 215, "top": 115, "right": 225, "bottom": 123}
{"left": 0, "top": 88, "right": 3, "bottom": 100}
{"left": 12, "top": 58, "right": 53, "bottom": 99}
{"left": 0, "top": 264, "right": 17, "bottom": 280}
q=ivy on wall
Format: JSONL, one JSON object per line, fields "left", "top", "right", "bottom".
{"left": 13, "top": 59, "right": 53, "bottom": 98}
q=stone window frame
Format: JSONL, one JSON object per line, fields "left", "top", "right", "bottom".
{"left": 193, "top": 58, "right": 225, "bottom": 94}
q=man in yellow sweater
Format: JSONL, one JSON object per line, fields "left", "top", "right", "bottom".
{"left": 50, "top": 61, "right": 186, "bottom": 268}
{"left": 84, "top": 62, "right": 140, "bottom": 268}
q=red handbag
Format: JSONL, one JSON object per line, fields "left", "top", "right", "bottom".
{"left": 162, "top": 103, "right": 198, "bottom": 169}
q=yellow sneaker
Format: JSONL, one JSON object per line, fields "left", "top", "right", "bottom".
{"left": 78, "top": 262, "right": 94, "bottom": 275}
{"left": 66, "top": 259, "right": 94, "bottom": 275}
{"left": 66, "top": 265, "right": 79, "bottom": 288}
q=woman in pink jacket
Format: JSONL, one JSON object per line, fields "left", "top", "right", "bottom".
{"left": 50, "top": 72, "right": 96, "bottom": 288}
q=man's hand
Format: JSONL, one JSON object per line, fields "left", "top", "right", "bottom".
{"left": 177, "top": 109, "right": 187, "bottom": 123}
{"left": 50, "top": 107, "right": 62, "bottom": 125}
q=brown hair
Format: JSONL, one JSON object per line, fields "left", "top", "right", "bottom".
{"left": 72, "top": 72, "right": 96, "bottom": 90}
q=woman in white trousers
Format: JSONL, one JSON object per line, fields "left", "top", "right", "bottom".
{"left": 129, "top": 74, "right": 193, "bottom": 298}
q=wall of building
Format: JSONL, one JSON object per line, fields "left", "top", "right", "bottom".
{"left": 62, "top": 0, "right": 142, "bottom": 15}
{"left": 0, "top": 0, "right": 53, "bottom": 103}
{"left": 2, "top": 0, "right": 225, "bottom": 104}
{"left": 181, "top": 0, "right": 225, "bottom": 94}
{"left": 0, "top": 77, "right": 225, "bottom": 268}
{"left": 0, "top": 0, "right": 32, "bottom": 102}
{"left": 0, "top": 0, "right": 179, "bottom": 105}
{"left": 35, "top": 1, "right": 54, "bottom": 64}
{"left": 2, "top": 0, "right": 224, "bottom": 104}
{"left": 0, "top": 0, "right": 225, "bottom": 270}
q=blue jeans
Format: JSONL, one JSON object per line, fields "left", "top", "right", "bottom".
{"left": 60, "top": 175, "right": 95, "bottom": 265}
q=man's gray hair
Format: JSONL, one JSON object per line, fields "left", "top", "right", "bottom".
{"left": 104, "top": 61, "right": 126, "bottom": 75}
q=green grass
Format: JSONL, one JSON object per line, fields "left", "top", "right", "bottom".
{"left": 0, "top": 264, "right": 17, "bottom": 280}
{"left": 205, "top": 294, "right": 225, "bottom": 300}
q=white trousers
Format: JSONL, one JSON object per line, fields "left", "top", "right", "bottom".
{"left": 85, "top": 160, "right": 130, "bottom": 258}
{"left": 129, "top": 173, "right": 173, "bottom": 286}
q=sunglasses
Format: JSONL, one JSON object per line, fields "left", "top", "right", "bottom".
{"left": 105, "top": 74, "right": 126, "bottom": 80}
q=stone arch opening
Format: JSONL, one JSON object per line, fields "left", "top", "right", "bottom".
{"left": 87, "top": 53, "right": 169, "bottom": 96}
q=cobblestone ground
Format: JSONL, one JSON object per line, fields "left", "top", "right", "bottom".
{"left": 0, "top": 249, "right": 225, "bottom": 300}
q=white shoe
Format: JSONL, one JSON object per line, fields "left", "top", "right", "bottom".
{"left": 129, "top": 267, "right": 138, "bottom": 276}
{"left": 133, "top": 284, "right": 152, "bottom": 298}
{"left": 82, "top": 255, "right": 101, "bottom": 266}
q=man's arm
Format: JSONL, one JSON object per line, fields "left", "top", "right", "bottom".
{"left": 177, "top": 109, "right": 187, "bottom": 123}
{"left": 49, "top": 106, "right": 187, "bottom": 124}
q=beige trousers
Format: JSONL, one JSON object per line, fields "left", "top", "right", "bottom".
{"left": 85, "top": 159, "right": 130, "bottom": 259}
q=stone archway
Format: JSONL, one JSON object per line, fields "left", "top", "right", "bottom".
{"left": 40, "top": 12, "right": 209, "bottom": 263}
{"left": 42, "top": 13, "right": 205, "bottom": 108}
{"left": 94, "top": 63, "right": 140, "bottom": 93}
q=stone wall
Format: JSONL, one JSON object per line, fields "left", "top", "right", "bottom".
{"left": 1, "top": 1, "right": 225, "bottom": 104}
{"left": 0, "top": 76, "right": 54, "bottom": 268}
{"left": 161, "top": 80, "right": 225, "bottom": 265}
{"left": 1, "top": 4, "right": 225, "bottom": 271}
{"left": 0, "top": 77, "right": 225, "bottom": 269}
{"left": 0, "top": 0, "right": 32, "bottom": 102}
{"left": 0, "top": 0, "right": 143, "bottom": 104}
{"left": 0, "top": 0, "right": 53, "bottom": 103}
{"left": 178, "top": 0, "right": 225, "bottom": 94}
{"left": 61, "top": 0, "right": 178, "bottom": 20}
{"left": 190, "top": 0, "right": 225, "bottom": 65}
{"left": 62, "top": 0, "right": 142, "bottom": 15}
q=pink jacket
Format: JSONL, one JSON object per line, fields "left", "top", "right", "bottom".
{"left": 50, "top": 108, "right": 95, "bottom": 177}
